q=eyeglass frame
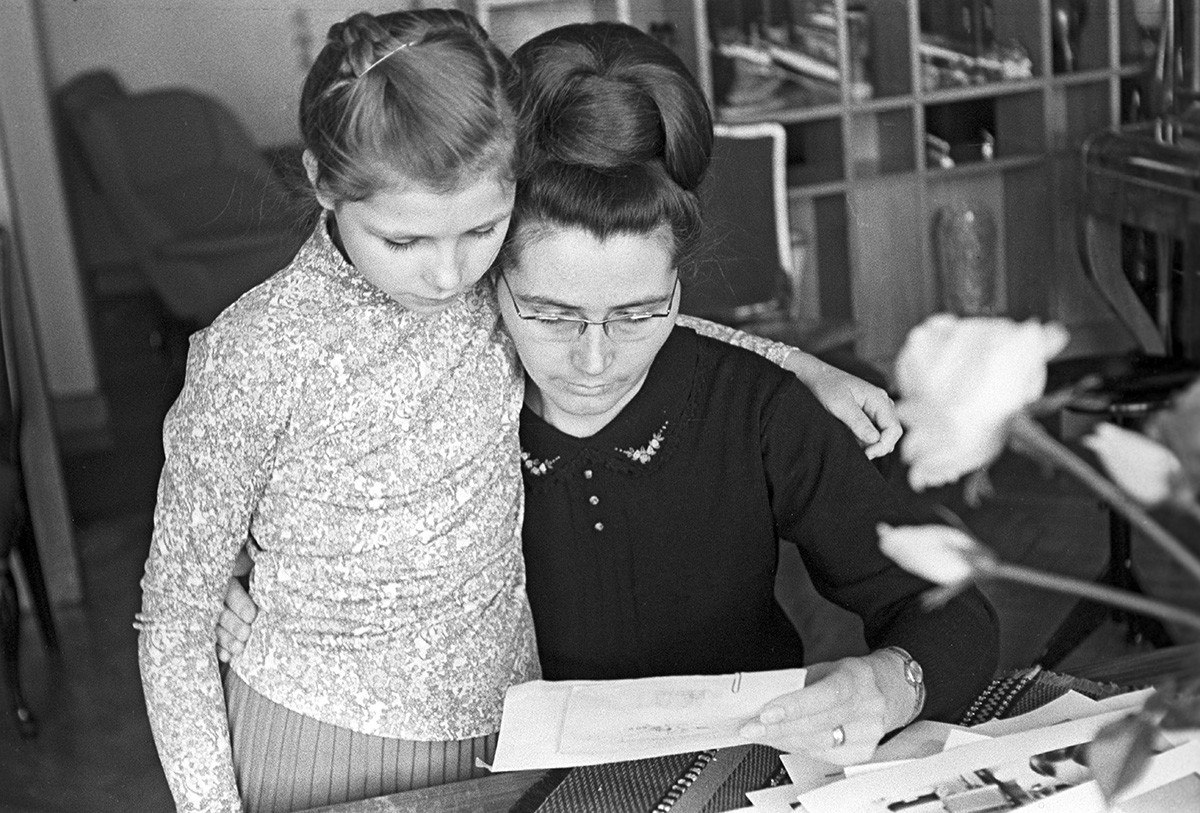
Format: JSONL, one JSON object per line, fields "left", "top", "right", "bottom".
{"left": 497, "top": 271, "right": 680, "bottom": 341}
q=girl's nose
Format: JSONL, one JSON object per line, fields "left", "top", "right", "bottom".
{"left": 572, "top": 323, "right": 614, "bottom": 376}
{"left": 426, "top": 243, "right": 464, "bottom": 293}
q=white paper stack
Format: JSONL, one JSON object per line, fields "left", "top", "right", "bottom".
{"left": 487, "top": 668, "right": 807, "bottom": 771}
{"left": 746, "top": 688, "right": 1199, "bottom": 813}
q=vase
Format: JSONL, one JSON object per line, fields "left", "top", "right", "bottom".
{"left": 933, "top": 203, "right": 1001, "bottom": 316}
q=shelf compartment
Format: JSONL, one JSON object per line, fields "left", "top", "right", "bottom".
{"left": 1051, "top": 0, "right": 1109, "bottom": 75}
{"left": 917, "top": 0, "right": 1040, "bottom": 93}
{"left": 1120, "top": 72, "right": 1155, "bottom": 125}
{"left": 1001, "top": 161, "right": 1056, "bottom": 318}
{"left": 848, "top": 107, "right": 917, "bottom": 178}
{"left": 923, "top": 90, "right": 1045, "bottom": 169}
{"left": 706, "top": 1, "right": 847, "bottom": 121}
{"left": 1058, "top": 80, "right": 1113, "bottom": 153}
{"left": 1120, "top": 2, "right": 1159, "bottom": 69}
{"left": 847, "top": 176, "right": 926, "bottom": 366}
{"left": 783, "top": 118, "right": 846, "bottom": 187}
{"left": 814, "top": 194, "right": 854, "bottom": 321}
{"left": 865, "top": 0, "right": 914, "bottom": 99}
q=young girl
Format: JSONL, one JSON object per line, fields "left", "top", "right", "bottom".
{"left": 137, "top": 9, "right": 898, "bottom": 812}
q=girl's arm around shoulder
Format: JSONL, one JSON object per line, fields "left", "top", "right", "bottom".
{"left": 678, "top": 315, "right": 900, "bottom": 457}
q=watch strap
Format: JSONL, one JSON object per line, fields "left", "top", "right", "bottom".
{"left": 882, "top": 645, "right": 926, "bottom": 726}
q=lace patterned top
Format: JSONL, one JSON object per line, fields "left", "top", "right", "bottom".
{"left": 135, "top": 219, "right": 793, "bottom": 812}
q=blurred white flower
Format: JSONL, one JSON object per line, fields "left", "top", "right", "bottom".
{"left": 894, "top": 314, "right": 1069, "bottom": 490}
{"left": 1149, "top": 377, "right": 1200, "bottom": 494}
{"left": 876, "top": 523, "right": 996, "bottom": 586}
{"left": 1083, "top": 423, "right": 1188, "bottom": 507}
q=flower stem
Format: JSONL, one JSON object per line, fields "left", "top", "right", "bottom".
{"left": 1007, "top": 412, "right": 1200, "bottom": 586}
{"left": 988, "top": 561, "right": 1200, "bottom": 633}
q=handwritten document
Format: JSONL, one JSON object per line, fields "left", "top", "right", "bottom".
{"left": 487, "top": 668, "right": 806, "bottom": 771}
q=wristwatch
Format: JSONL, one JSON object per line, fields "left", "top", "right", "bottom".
{"left": 883, "top": 646, "right": 926, "bottom": 725}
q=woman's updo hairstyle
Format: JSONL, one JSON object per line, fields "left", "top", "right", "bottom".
{"left": 508, "top": 22, "right": 713, "bottom": 267}
{"left": 300, "top": 9, "right": 518, "bottom": 203}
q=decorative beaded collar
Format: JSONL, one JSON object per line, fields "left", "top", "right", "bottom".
{"left": 616, "top": 421, "right": 668, "bottom": 464}
{"left": 519, "top": 420, "right": 670, "bottom": 476}
{"left": 520, "top": 450, "right": 559, "bottom": 476}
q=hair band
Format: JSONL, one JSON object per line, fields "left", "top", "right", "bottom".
{"left": 361, "top": 41, "right": 414, "bottom": 77}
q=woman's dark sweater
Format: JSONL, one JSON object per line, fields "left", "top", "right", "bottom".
{"left": 519, "top": 326, "right": 998, "bottom": 723}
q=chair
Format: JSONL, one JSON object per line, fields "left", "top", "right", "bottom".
{"left": 71, "top": 87, "right": 309, "bottom": 328}
{"left": 54, "top": 70, "right": 151, "bottom": 301}
{"left": 682, "top": 122, "right": 859, "bottom": 358}
{"left": 0, "top": 228, "right": 58, "bottom": 739}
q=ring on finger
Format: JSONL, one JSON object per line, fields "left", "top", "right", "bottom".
{"left": 831, "top": 724, "right": 846, "bottom": 748}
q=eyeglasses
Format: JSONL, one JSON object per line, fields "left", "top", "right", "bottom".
{"left": 498, "top": 273, "right": 678, "bottom": 343}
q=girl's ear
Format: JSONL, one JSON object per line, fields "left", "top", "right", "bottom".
{"left": 302, "top": 149, "right": 335, "bottom": 210}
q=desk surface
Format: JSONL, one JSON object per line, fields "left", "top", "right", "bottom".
{"left": 306, "top": 645, "right": 1200, "bottom": 813}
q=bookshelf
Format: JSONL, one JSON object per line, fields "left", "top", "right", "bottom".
{"left": 664, "top": 0, "right": 1156, "bottom": 370}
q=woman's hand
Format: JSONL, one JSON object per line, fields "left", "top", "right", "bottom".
{"left": 216, "top": 572, "right": 258, "bottom": 663}
{"left": 737, "top": 651, "right": 916, "bottom": 765}
{"left": 784, "top": 352, "right": 901, "bottom": 459}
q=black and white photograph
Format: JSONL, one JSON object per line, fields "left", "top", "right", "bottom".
{"left": 2, "top": 2, "right": 1198, "bottom": 811}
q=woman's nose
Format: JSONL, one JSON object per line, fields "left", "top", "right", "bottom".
{"left": 572, "top": 323, "right": 614, "bottom": 375}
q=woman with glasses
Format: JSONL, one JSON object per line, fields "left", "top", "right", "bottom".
{"left": 494, "top": 21, "right": 998, "bottom": 764}
{"left": 219, "top": 20, "right": 998, "bottom": 769}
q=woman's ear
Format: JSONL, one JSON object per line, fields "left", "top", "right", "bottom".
{"left": 302, "top": 149, "right": 335, "bottom": 211}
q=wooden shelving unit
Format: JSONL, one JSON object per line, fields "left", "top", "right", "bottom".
{"left": 662, "top": 0, "right": 1155, "bottom": 370}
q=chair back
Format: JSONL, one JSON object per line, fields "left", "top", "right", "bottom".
{"left": 78, "top": 89, "right": 297, "bottom": 248}
{"left": 70, "top": 87, "right": 307, "bottom": 324}
{"left": 56, "top": 70, "right": 128, "bottom": 192}
{"left": 682, "top": 122, "right": 793, "bottom": 324}
{"left": 54, "top": 69, "right": 145, "bottom": 287}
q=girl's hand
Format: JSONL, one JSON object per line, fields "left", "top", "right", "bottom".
{"left": 737, "top": 652, "right": 916, "bottom": 765}
{"left": 786, "top": 352, "right": 902, "bottom": 459}
{"left": 216, "top": 575, "right": 258, "bottom": 663}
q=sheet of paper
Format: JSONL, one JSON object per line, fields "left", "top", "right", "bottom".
{"left": 745, "top": 782, "right": 806, "bottom": 812}
{"left": 1116, "top": 769, "right": 1200, "bottom": 813}
{"left": 488, "top": 668, "right": 807, "bottom": 771}
{"left": 968, "top": 689, "right": 1106, "bottom": 737}
{"left": 797, "top": 706, "right": 1141, "bottom": 813}
{"left": 778, "top": 722, "right": 986, "bottom": 789}
{"left": 1096, "top": 687, "right": 1156, "bottom": 713}
{"left": 777, "top": 754, "right": 844, "bottom": 791}
{"left": 751, "top": 745, "right": 1200, "bottom": 812}
{"left": 871, "top": 719, "right": 974, "bottom": 762}
{"left": 941, "top": 728, "right": 993, "bottom": 750}
{"left": 843, "top": 758, "right": 915, "bottom": 777}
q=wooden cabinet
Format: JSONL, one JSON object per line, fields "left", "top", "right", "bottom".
{"left": 660, "top": 0, "right": 1154, "bottom": 369}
